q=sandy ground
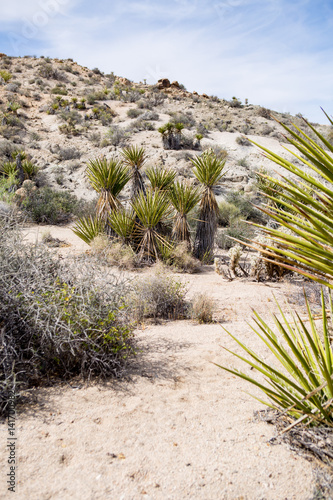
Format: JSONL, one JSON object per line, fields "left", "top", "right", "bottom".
{"left": 0, "top": 225, "right": 321, "bottom": 500}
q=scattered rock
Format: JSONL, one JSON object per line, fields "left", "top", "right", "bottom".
{"left": 13, "top": 187, "right": 27, "bottom": 204}
{"left": 22, "top": 180, "right": 37, "bottom": 192}
{"left": 117, "top": 77, "right": 131, "bottom": 86}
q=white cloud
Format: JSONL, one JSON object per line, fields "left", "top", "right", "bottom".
{"left": 0, "top": 0, "right": 75, "bottom": 23}
{"left": 1, "top": 0, "right": 332, "bottom": 122}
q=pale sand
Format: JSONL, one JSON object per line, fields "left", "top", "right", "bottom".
{"left": 2, "top": 226, "right": 317, "bottom": 499}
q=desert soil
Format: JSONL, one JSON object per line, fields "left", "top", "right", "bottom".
{"left": 0, "top": 225, "right": 321, "bottom": 500}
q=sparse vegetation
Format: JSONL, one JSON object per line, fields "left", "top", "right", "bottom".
{"left": 129, "top": 272, "right": 189, "bottom": 322}
{"left": 22, "top": 187, "right": 83, "bottom": 224}
{"left": 0, "top": 218, "right": 135, "bottom": 416}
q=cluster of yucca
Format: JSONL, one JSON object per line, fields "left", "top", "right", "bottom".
{"left": 73, "top": 146, "right": 226, "bottom": 264}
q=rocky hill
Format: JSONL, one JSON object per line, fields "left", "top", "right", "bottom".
{"left": 0, "top": 53, "right": 331, "bottom": 203}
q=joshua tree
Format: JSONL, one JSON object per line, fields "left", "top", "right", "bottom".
{"left": 146, "top": 165, "right": 176, "bottom": 191}
{"left": 191, "top": 150, "right": 226, "bottom": 260}
{"left": 121, "top": 145, "right": 147, "bottom": 200}
{"left": 168, "top": 180, "right": 201, "bottom": 250}
{"left": 85, "top": 157, "right": 131, "bottom": 226}
{"left": 158, "top": 122, "right": 184, "bottom": 150}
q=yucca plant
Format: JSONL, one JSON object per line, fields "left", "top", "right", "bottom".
{"left": 22, "top": 160, "right": 38, "bottom": 179}
{"left": 0, "top": 160, "right": 37, "bottom": 180}
{"left": 121, "top": 145, "right": 147, "bottom": 200}
{"left": 191, "top": 150, "right": 226, "bottom": 260}
{"left": 72, "top": 215, "right": 105, "bottom": 244}
{"left": 217, "top": 291, "right": 333, "bottom": 426}
{"left": 219, "top": 110, "right": 333, "bottom": 427}
{"left": 131, "top": 188, "right": 173, "bottom": 262}
{"left": 146, "top": 165, "right": 176, "bottom": 191}
{"left": 168, "top": 180, "right": 201, "bottom": 248}
{"left": 86, "top": 157, "right": 130, "bottom": 222}
{"left": 108, "top": 208, "right": 136, "bottom": 245}
{"left": 246, "top": 111, "right": 333, "bottom": 287}
{"left": 158, "top": 122, "right": 184, "bottom": 150}
{"left": 0, "top": 161, "right": 17, "bottom": 177}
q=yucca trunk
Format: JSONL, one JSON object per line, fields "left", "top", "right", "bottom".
{"left": 131, "top": 167, "right": 146, "bottom": 200}
{"left": 194, "top": 188, "right": 218, "bottom": 261}
{"left": 172, "top": 214, "right": 191, "bottom": 249}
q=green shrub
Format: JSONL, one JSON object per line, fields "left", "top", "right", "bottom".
{"left": 224, "top": 191, "right": 262, "bottom": 222}
{"left": 0, "top": 70, "right": 12, "bottom": 82}
{"left": 218, "top": 201, "right": 241, "bottom": 226}
{"left": 127, "top": 108, "right": 143, "bottom": 118}
{"left": 51, "top": 86, "right": 68, "bottom": 95}
{"left": 22, "top": 187, "right": 82, "bottom": 224}
{"left": 216, "top": 219, "right": 255, "bottom": 250}
{"left": 0, "top": 173, "right": 18, "bottom": 202}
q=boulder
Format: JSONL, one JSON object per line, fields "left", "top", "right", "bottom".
{"left": 22, "top": 180, "right": 37, "bottom": 192}
{"left": 117, "top": 77, "right": 131, "bottom": 86}
{"left": 13, "top": 188, "right": 27, "bottom": 205}
{"left": 202, "top": 93, "right": 209, "bottom": 99}
{"left": 157, "top": 78, "right": 171, "bottom": 88}
{"left": 171, "top": 81, "right": 180, "bottom": 88}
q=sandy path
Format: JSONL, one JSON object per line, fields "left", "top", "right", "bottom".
{"left": 2, "top": 273, "right": 316, "bottom": 499}
{"left": 1, "top": 224, "right": 320, "bottom": 499}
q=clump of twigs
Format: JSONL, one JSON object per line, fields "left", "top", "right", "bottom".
{"left": 256, "top": 409, "right": 333, "bottom": 466}
{"left": 0, "top": 215, "right": 135, "bottom": 418}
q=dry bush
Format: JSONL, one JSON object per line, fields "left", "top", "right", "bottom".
{"left": 191, "top": 293, "right": 214, "bottom": 323}
{"left": 106, "top": 242, "right": 136, "bottom": 270}
{"left": 90, "top": 234, "right": 109, "bottom": 253}
{"left": 129, "top": 272, "right": 189, "bottom": 322}
{"left": 170, "top": 242, "right": 201, "bottom": 273}
{"left": 0, "top": 216, "right": 135, "bottom": 417}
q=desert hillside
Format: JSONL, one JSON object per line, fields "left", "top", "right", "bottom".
{"left": 0, "top": 53, "right": 330, "bottom": 202}
{"left": 1, "top": 54, "right": 333, "bottom": 500}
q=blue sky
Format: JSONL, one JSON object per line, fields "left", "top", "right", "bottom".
{"left": 1, "top": 0, "right": 333, "bottom": 123}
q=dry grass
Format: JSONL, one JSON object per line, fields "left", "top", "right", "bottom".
{"left": 191, "top": 293, "right": 214, "bottom": 323}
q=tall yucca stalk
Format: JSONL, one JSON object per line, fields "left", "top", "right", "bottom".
{"left": 86, "top": 157, "right": 130, "bottom": 222}
{"left": 169, "top": 180, "right": 201, "bottom": 248}
{"left": 121, "top": 145, "right": 147, "bottom": 200}
{"left": 191, "top": 151, "right": 226, "bottom": 260}
{"left": 247, "top": 111, "right": 333, "bottom": 287}
{"left": 131, "top": 188, "right": 173, "bottom": 262}
{"left": 146, "top": 165, "right": 176, "bottom": 191}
